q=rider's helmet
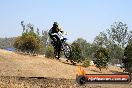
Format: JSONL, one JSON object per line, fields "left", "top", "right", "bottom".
{"left": 53, "top": 22, "right": 59, "bottom": 28}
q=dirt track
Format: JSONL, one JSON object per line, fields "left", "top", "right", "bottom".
{"left": 0, "top": 49, "right": 124, "bottom": 78}
{"left": 0, "top": 76, "right": 132, "bottom": 88}
{"left": 0, "top": 49, "right": 131, "bottom": 88}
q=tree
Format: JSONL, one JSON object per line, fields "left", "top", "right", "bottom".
{"left": 21, "top": 21, "right": 25, "bottom": 33}
{"left": 74, "top": 38, "right": 96, "bottom": 59}
{"left": 14, "top": 22, "right": 43, "bottom": 55}
{"left": 123, "top": 41, "right": 132, "bottom": 73}
{"left": 68, "top": 42, "right": 84, "bottom": 65}
{"left": 37, "top": 28, "right": 40, "bottom": 35}
{"left": 14, "top": 32, "right": 43, "bottom": 55}
{"left": 27, "top": 23, "right": 34, "bottom": 33}
{"left": 107, "top": 43, "right": 124, "bottom": 64}
{"left": 0, "top": 37, "right": 15, "bottom": 49}
{"left": 93, "top": 22, "right": 131, "bottom": 64}
{"left": 94, "top": 47, "right": 109, "bottom": 71}
{"left": 107, "top": 22, "right": 131, "bottom": 49}
{"left": 41, "top": 30, "right": 50, "bottom": 54}
{"left": 84, "top": 43, "right": 94, "bottom": 59}
{"left": 128, "top": 31, "right": 132, "bottom": 44}
{"left": 93, "top": 32, "right": 108, "bottom": 47}
{"left": 74, "top": 38, "right": 88, "bottom": 58}
{"left": 13, "top": 36, "right": 23, "bottom": 51}
{"left": 107, "top": 22, "right": 132, "bottom": 64}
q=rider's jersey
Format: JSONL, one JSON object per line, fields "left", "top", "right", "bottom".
{"left": 49, "top": 26, "right": 63, "bottom": 35}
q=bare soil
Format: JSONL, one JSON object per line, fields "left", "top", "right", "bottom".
{"left": 0, "top": 49, "right": 131, "bottom": 88}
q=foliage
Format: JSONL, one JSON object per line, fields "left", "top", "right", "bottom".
{"left": 107, "top": 22, "right": 131, "bottom": 63}
{"left": 1, "top": 21, "right": 132, "bottom": 67}
{"left": 74, "top": 38, "right": 95, "bottom": 59}
{"left": 41, "top": 30, "right": 50, "bottom": 54}
{"left": 93, "top": 21, "right": 131, "bottom": 64}
{"left": 82, "top": 58, "right": 90, "bottom": 67}
{"left": 93, "top": 32, "right": 108, "bottom": 47}
{"left": 123, "top": 41, "right": 132, "bottom": 73}
{"left": 107, "top": 43, "right": 124, "bottom": 64}
{"left": 13, "top": 36, "right": 23, "bottom": 50}
{"left": 107, "top": 22, "right": 131, "bottom": 49}
{"left": 68, "top": 42, "right": 84, "bottom": 65}
{"left": 0, "top": 37, "right": 15, "bottom": 49}
{"left": 73, "top": 38, "right": 87, "bottom": 58}
{"left": 13, "top": 22, "right": 43, "bottom": 55}
{"left": 94, "top": 47, "right": 109, "bottom": 71}
{"left": 45, "top": 45, "right": 54, "bottom": 58}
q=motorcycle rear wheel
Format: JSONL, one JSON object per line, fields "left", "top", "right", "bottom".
{"left": 63, "top": 43, "right": 71, "bottom": 58}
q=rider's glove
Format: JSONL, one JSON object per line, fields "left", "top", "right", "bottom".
{"left": 64, "top": 32, "right": 68, "bottom": 35}
{"left": 60, "top": 31, "right": 64, "bottom": 34}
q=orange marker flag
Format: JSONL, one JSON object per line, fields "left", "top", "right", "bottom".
{"left": 77, "top": 66, "right": 86, "bottom": 75}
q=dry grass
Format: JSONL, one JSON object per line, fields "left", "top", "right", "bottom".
{"left": 0, "top": 49, "right": 130, "bottom": 88}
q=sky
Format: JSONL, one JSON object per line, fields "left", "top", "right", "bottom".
{"left": 0, "top": 0, "right": 132, "bottom": 43}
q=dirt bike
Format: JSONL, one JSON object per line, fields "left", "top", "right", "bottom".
{"left": 51, "top": 32, "right": 71, "bottom": 59}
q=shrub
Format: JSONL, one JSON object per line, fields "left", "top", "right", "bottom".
{"left": 67, "top": 42, "right": 84, "bottom": 65}
{"left": 45, "top": 45, "right": 54, "bottom": 58}
{"left": 14, "top": 32, "right": 43, "bottom": 55}
{"left": 82, "top": 58, "right": 90, "bottom": 67}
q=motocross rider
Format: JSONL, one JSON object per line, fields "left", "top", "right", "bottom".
{"left": 48, "top": 22, "right": 64, "bottom": 48}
